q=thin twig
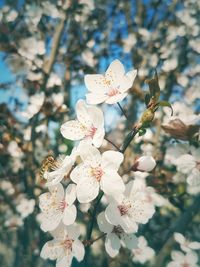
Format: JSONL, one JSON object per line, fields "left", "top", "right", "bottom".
{"left": 117, "top": 102, "right": 129, "bottom": 120}
{"left": 104, "top": 137, "right": 120, "bottom": 151}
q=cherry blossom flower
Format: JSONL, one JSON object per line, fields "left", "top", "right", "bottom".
{"left": 16, "top": 198, "right": 35, "bottom": 219}
{"left": 44, "top": 148, "right": 78, "bottom": 187}
{"left": 167, "top": 251, "right": 199, "bottom": 267}
{"left": 132, "top": 155, "right": 156, "bottom": 172}
{"left": 85, "top": 59, "right": 137, "bottom": 105}
{"left": 105, "top": 180, "right": 155, "bottom": 233}
{"left": 174, "top": 233, "right": 200, "bottom": 253}
{"left": 39, "top": 183, "right": 77, "bottom": 232}
{"left": 70, "top": 143, "right": 125, "bottom": 203}
{"left": 97, "top": 212, "right": 138, "bottom": 257}
{"left": 40, "top": 224, "right": 85, "bottom": 267}
{"left": 60, "top": 100, "right": 105, "bottom": 148}
{"left": 175, "top": 146, "right": 200, "bottom": 186}
{"left": 132, "top": 236, "right": 155, "bottom": 264}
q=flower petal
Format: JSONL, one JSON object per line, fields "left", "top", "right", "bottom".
{"left": 76, "top": 99, "right": 92, "bottom": 127}
{"left": 40, "top": 240, "right": 63, "bottom": 260}
{"left": 93, "top": 127, "right": 105, "bottom": 148}
{"left": 66, "top": 224, "right": 80, "bottom": 240}
{"left": 105, "top": 233, "right": 121, "bottom": 258}
{"left": 105, "top": 59, "right": 125, "bottom": 88}
{"left": 100, "top": 171, "right": 125, "bottom": 196}
{"left": 120, "top": 233, "right": 138, "bottom": 249}
{"left": 118, "top": 69, "right": 137, "bottom": 93}
{"left": 40, "top": 212, "right": 62, "bottom": 232}
{"left": 86, "top": 92, "right": 108, "bottom": 105}
{"left": 97, "top": 211, "right": 113, "bottom": 234}
{"left": 62, "top": 205, "right": 77, "bottom": 226}
{"left": 56, "top": 255, "right": 72, "bottom": 267}
{"left": 79, "top": 142, "right": 101, "bottom": 167}
{"left": 105, "top": 93, "right": 128, "bottom": 104}
{"left": 72, "top": 239, "right": 85, "bottom": 262}
{"left": 101, "top": 151, "right": 124, "bottom": 171}
{"left": 76, "top": 176, "right": 99, "bottom": 203}
{"left": 70, "top": 163, "right": 90, "bottom": 184}
{"left": 105, "top": 202, "right": 121, "bottom": 226}
{"left": 65, "top": 184, "right": 76, "bottom": 205}
{"left": 84, "top": 74, "right": 108, "bottom": 93}
{"left": 60, "top": 120, "right": 85, "bottom": 140}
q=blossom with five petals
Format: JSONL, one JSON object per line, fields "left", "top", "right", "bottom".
{"left": 39, "top": 183, "right": 77, "bottom": 232}
{"left": 167, "top": 251, "right": 199, "bottom": 267}
{"left": 105, "top": 180, "right": 155, "bottom": 233}
{"left": 97, "top": 211, "right": 138, "bottom": 257}
{"left": 40, "top": 224, "right": 85, "bottom": 267}
{"left": 85, "top": 59, "right": 137, "bottom": 105}
{"left": 60, "top": 100, "right": 105, "bottom": 148}
{"left": 132, "top": 236, "right": 155, "bottom": 264}
{"left": 174, "top": 233, "right": 200, "bottom": 253}
{"left": 70, "top": 143, "right": 125, "bottom": 203}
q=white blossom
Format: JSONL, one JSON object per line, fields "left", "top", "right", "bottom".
{"left": 97, "top": 212, "right": 138, "bottom": 257}
{"left": 105, "top": 180, "right": 155, "bottom": 233}
{"left": 40, "top": 224, "right": 85, "bottom": 267}
{"left": 167, "top": 251, "right": 199, "bottom": 267}
{"left": 61, "top": 100, "right": 105, "bottom": 148}
{"left": 132, "top": 236, "right": 155, "bottom": 264}
{"left": 16, "top": 198, "right": 35, "bottom": 219}
{"left": 39, "top": 184, "right": 77, "bottom": 232}
{"left": 70, "top": 143, "right": 125, "bottom": 203}
{"left": 133, "top": 155, "right": 156, "bottom": 172}
{"left": 85, "top": 59, "right": 137, "bottom": 105}
{"left": 174, "top": 233, "right": 200, "bottom": 253}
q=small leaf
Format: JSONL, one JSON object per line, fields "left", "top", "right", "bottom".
{"left": 157, "top": 101, "right": 173, "bottom": 116}
{"left": 138, "top": 128, "right": 146, "bottom": 136}
{"left": 145, "top": 70, "right": 160, "bottom": 101}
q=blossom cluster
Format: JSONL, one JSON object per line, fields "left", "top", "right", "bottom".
{"left": 38, "top": 60, "right": 158, "bottom": 266}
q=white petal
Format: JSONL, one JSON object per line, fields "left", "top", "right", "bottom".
{"left": 40, "top": 240, "right": 63, "bottom": 260}
{"left": 121, "top": 233, "right": 138, "bottom": 249}
{"left": 65, "top": 184, "right": 76, "bottom": 205}
{"left": 105, "top": 202, "right": 121, "bottom": 226}
{"left": 186, "top": 251, "right": 198, "bottom": 263}
{"left": 187, "top": 168, "right": 200, "bottom": 186}
{"left": 118, "top": 69, "right": 137, "bottom": 92}
{"left": 105, "top": 233, "right": 121, "bottom": 257}
{"left": 40, "top": 212, "right": 62, "bottom": 232}
{"left": 175, "top": 154, "right": 196, "bottom": 173}
{"left": 60, "top": 120, "right": 85, "bottom": 140}
{"left": 105, "top": 93, "right": 128, "bottom": 104}
{"left": 171, "top": 250, "right": 184, "bottom": 261}
{"left": 87, "top": 105, "right": 104, "bottom": 128}
{"left": 86, "top": 93, "right": 108, "bottom": 105}
{"left": 72, "top": 239, "right": 85, "bottom": 262}
{"left": 97, "top": 212, "right": 113, "bottom": 234}
{"left": 66, "top": 224, "right": 80, "bottom": 239}
{"left": 120, "top": 215, "right": 138, "bottom": 233}
{"left": 84, "top": 74, "right": 108, "bottom": 92}
{"left": 62, "top": 205, "right": 77, "bottom": 226}
{"left": 70, "top": 163, "right": 90, "bottom": 184}
{"left": 56, "top": 255, "right": 72, "bottom": 267}
{"left": 189, "top": 241, "right": 200, "bottom": 250}
{"left": 135, "top": 156, "right": 156, "bottom": 172}
{"left": 105, "top": 59, "right": 125, "bottom": 88}
{"left": 100, "top": 171, "right": 125, "bottom": 196}
{"left": 174, "top": 232, "right": 185, "bottom": 244}
{"left": 93, "top": 127, "right": 105, "bottom": 148}
{"left": 76, "top": 99, "right": 92, "bottom": 127}
{"left": 101, "top": 151, "right": 124, "bottom": 171}
{"left": 78, "top": 142, "right": 101, "bottom": 167}
{"left": 130, "top": 200, "right": 155, "bottom": 224}
{"left": 76, "top": 176, "right": 99, "bottom": 203}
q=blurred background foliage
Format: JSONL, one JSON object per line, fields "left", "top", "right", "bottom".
{"left": 0, "top": 0, "right": 199, "bottom": 267}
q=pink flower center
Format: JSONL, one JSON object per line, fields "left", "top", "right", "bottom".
{"left": 181, "top": 263, "right": 189, "bottom": 267}
{"left": 118, "top": 201, "right": 132, "bottom": 216}
{"left": 62, "top": 239, "right": 73, "bottom": 250}
{"left": 86, "top": 125, "right": 97, "bottom": 138}
{"left": 58, "top": 199, "right": 67, "bottom": 212}
{"left": 91, "top": 166, "right": 104, "bottom": 181}
{"left": 107, "top": 88, "right": 119, "bottom": 97}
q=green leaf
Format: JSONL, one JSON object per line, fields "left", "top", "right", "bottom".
{"left": 157, "top": 101, "right": 173, "bottom": 116}
{"left": 145, "top": 70, "right": 160, "bottom": 101}
{"left": 138, "top": 128, "right": 146, "bottom": 136}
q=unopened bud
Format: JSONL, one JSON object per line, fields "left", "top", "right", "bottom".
{"left": 140, "top": 108, "right": 155, "bottom": 124}
{"left": 132, "top": 156, "right": 156, "bottom": 172}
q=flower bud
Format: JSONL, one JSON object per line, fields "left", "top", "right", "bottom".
{"left": 132, "top": 156, "right": 156, "bottom": 172}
